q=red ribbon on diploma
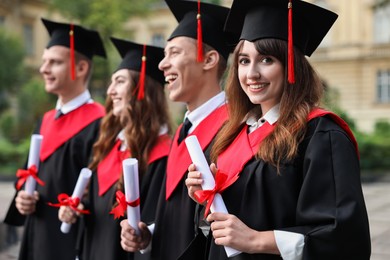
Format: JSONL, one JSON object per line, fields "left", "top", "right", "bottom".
{"left": 194, "top": 170, "right": 238, "bottom": 218}
{"left": 110, "top": 190, "right": 140, "bottom": 219}
{"left": 47, "top": 193, "right": 90, "bottom": 214}
{"left": 16, "top": 165, "right": 45, "bottom": 190}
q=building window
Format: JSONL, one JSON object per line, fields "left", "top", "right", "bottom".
{"left": 151, "top": 33, "right": 165, "bottom": 48}
{"left": 377, "top": 70, "right": 390, "bottom": 103}
{"left": 23, "top": 23, "right": 34, "bottom": 56}
{"left": 373, "top": 1, "right": 390, "bottom": 43}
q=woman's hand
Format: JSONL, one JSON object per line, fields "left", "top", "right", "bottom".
{"left": 15, "top": 190, "right": 39, "bottom": 215}
{"left": 58, "top": 204, "right": 83, "bottom": 224}
{"left": 120, "top": 220, "right": 152, "bottom": 252}
{"left": 207, "top": 212, "right": 279, "bottom": 255}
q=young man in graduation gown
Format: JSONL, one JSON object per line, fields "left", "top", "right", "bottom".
{"left": 119, "top": 0, "right": 236, "bottom": 259}
{"left": 4, "top": 18, "right": 106, "bottom": 260}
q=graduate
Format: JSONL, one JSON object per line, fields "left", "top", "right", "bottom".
{"left": 185, "top": 0, "right": 371, "bottom": 259}
{"left": 4, "top": 18, "right": 106, "bottom": 260}
{"left": 119, "top": 0, "right": 236, "bottom": 259}
{"left": 58, "top": 38, "right": 172, "bottom": 260}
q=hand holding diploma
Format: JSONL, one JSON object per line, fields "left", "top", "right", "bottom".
{"left": 123, "top": 158, "right": 141, "bottom": 235}
{"left": 185, "top": 136, "right": 241, "bottom": 258}
{"left": 109, "top": 158, "right": 141, "bottom": 235}
{"left": 48, "top": 168, "right": 92, "bottom": 233}
{"left": 16, "top": 134, "right": 44, "bottom": 195}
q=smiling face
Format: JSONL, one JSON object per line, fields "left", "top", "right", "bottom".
{"left": 238, "top": 40, "right": 285, "bottom": 114}
{"left": 106, "top": 69, "right": 131, "bottom": 117}
{"left": 39, "top": 46, "right": 74, "bottom": 96}
{"left": 158, "top": 36, "right": 204, "bottom": 105}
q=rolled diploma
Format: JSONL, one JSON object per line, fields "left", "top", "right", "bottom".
{"left": 61, "top": 168, "right": 92, "bottom": 233}
{"left": 185, "top": 136, "right": 241, "bottom": 258}
{"left": 123, "top": 158, "right": 141, "bottom": 235}
{"left": 25, "top": 134, "right": 43, "bottom": 195}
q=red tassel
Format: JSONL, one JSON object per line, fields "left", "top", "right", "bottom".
{"left": 70, "top": 24, "right": 76, "bottom": 80}
{"left": 136, "top": 45, "right": 147, "bottom": 100}
{"left": 288, "top": 0, "right": 295, "bottom": 84}
{"left": 197, "top": 0, "right": 204, "bottom": 62}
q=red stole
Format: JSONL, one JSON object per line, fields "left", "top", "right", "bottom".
{"left": 217, "top": 108, "right": 358, "bottom": 182}
{"left": 40, "top": 103, "right": 105, "bottom": 161}
{"left": 165, "top": 105, "right": 228, "bottom": 200}
{"left": 97, "top": 134, "right": 171, "bottom": 196}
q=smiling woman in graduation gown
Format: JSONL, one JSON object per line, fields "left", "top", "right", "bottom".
{"left": 64, "top": 38, "right": 172, "bottom": 260}
{"left": 186, "top": 0, "right": 371, "bottom": 259}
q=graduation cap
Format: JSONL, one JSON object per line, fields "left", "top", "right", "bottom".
{"left": 110, "top": 37, "right": 165, "bottom": 100}
{"left": 165, "top": 0, "right": 234, "bottom": 61}
{"left": 224, "top": 0, "right": 338, "bottom": 84}
{"left": 41, "top": 18, "right": 107, "bottom": 80}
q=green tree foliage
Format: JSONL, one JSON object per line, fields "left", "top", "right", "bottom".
{"left": 0, "top": 29, "right": 25, "bottom": 113}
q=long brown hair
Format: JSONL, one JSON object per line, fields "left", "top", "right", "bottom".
{"left": 88, "top": 96, "right": 122, "bottom": 171}
{"left": 117, "top": 70, "right": 172, "bottom": 191}
{"left": 211, "top": 39, "right": 323, "bottom": 171}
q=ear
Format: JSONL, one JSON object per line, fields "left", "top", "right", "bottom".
{"left": 76, "top": 59, "right": 89, "bottom": 79}
{"left": 203, "top": 50, "right": 219, "bottom": 71}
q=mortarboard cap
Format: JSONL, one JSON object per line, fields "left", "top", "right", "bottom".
{"left": 165, "top": 0, "right": 234, "bottom": 61}
{"left": 41, "top": 18, "right": 106, "bottom": 59}
{"left": 224, "top": 0, "right": 338, "bottom": 57}
{"left": 110, "top": 37, "right": 165, "bottom": 100}
{"left": 224, "top": 0, "right": 337, "bottom": 84}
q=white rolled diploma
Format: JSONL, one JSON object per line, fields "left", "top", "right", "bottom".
{"left": 25, "top": 134, "right": 43, "bottom": 195}
{"left": 61, "top": 168, "right": 92, "bottom": 233}
{"left": 185, "top": 136, "right": 241, "bottom": 258}
{"left": 122, "top": 158, "right": 141, "bottom": 235}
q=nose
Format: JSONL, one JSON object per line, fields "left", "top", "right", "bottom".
{"left": 247, "top": 63, "right": 261, "bottom": 81}
{"left": 39, "top": 61, "right": 49, "bottom": 75}
{"left": 106, "top": 82, "right": 116, "bottom": 96}
{"left": 158, "top": 56, "right": 169, "bottom": 71}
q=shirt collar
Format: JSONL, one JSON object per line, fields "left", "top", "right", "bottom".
{"left": 246, "top": 104, "right": 280, "bottom": 132}
{"left": 116, "top": 125, "right": 169, "bottom": 152}
{"left": 184, "top": 91, "right": 226, "bottom": 134}
{"left": 55, "top": 90, "right": 92, "bottom": 115}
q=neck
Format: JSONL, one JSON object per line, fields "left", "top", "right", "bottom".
{"left": 58, "top": 87, "right": 86, "bottom": 105}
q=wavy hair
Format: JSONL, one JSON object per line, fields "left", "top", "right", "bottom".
{"left": 117, "top": 70, "right": 172, "bottom": 191}
{"left": 211, "top": 39, "right": 324, "bottom": 171}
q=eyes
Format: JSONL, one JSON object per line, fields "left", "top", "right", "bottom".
{"left": 238, "top": 56, "right": 274, "bottom": 66}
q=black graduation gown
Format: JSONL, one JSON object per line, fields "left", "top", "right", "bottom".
{"left": 206, "top": 116, "right": 371, "bottom": 260}
{"left": 4, "top": 104, "right": 103, "bottom": 260}
{"left": 151, "top": 105, "right": 228, "bottom": 260}
{"left": 81, "top": 158, "right": 167, "bottom": 260}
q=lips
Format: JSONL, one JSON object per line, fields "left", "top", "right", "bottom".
{"left": 248, "top": 83, "right": 268, "bottom": 90}
{"left": 165, "top": 74, "right": 178, "bottom": 84}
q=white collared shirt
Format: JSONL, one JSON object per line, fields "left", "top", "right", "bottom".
{"left": 117, "top": 125, "right": 168, "bottom": 152}
{"left": 184, "top": 91, "right": 226, "bottom": 133}
{"left": 246, "top": 104, "right": 280, "bottom": 133}
{"left": 55, "top": 90, "right": 93, "bottom": 115}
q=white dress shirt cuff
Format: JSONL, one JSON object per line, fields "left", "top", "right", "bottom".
{"left": 140, "top": 223, "right": 155, "bottom": 254}
{"left": 274, "top": 230, "right": 304, "bottom": 260}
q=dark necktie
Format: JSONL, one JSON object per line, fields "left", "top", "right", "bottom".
{"left": 178, "top": 118, "right": 192, "bottom": 144}
{"left": 55, "top": 109, "right": 63, "bottom": 120}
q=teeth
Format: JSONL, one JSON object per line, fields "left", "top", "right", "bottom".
{"left": 249, "top": 84, "right": 267, "bottom": 89}
{"left": 165, "top": 74, "right": 178, "bottom": 82}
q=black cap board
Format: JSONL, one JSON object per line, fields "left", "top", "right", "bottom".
{"left": 165, "top": 0, "right": 235, "bottom": 60}
{"left": 41, "top": 18, "right": 106, "bottom": 59}
{"left": 224, "top": 0, "right": 338, "bottom": 56}
{"left": 110, "top": 37, "right": 165, "bottom": 86}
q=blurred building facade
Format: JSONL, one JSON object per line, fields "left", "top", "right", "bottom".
{"left": 1, "top": 0, "right": 389, "bottom": 132}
